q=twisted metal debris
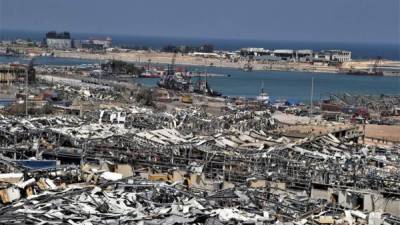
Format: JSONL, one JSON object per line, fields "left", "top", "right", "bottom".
{"left": 0, "top": 96, "right": 399, "bottom": 224}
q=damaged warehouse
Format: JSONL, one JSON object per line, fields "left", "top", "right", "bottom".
{"left": 2, "top": 1, "right": 400, "bottom": 223}
{"left": 0, "top": 72, "right": 398, "bottom": 224}
{"left": 0, "top": 103, "right": 399, "bottom": 224}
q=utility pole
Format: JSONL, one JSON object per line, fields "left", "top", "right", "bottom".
{"left": 309, "top": 77, "right": 314, "bottom": 123}
{"left": 148, "top": 59, "right": 151, "bottom": 71}
{"left": 398, "top": 75, "right": 400, "bottom": 96}
{"left": 25, "top": 66, "right": 28, "bottom": 117}
{"left": 99, "top": 62, "right": 102, "bottom": 85}
{"left": 205, "top": 63, "right": 208, "bottom": 86}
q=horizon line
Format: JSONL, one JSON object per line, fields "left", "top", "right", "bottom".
{"left": 1, "top": 28, "right": 399, "bottom": 46}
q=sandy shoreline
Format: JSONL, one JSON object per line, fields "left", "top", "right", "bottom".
{"left": 52, "top": 50, "right": 400, "bottom": 75}
{"left": 3, "top": 45, "right": 399, "bottom": 75}
{"left": 50, "top": 50, "right": 347, "bottom": 74}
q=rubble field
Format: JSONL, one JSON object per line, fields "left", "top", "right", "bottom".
{"left": 0, "top": 77, "right": 399, "bottom": 225}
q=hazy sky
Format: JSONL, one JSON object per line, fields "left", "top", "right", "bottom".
{"left": 0, "top": 0, "right": 399, "bottom": 44}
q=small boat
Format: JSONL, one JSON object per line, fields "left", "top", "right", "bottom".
{"left": 256, "top": 82, "right": 269, "bottom": 103}
{"left": 140, "top": 69, "right": 162, "bottom": 78}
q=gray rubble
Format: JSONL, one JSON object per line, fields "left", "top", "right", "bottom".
{"left": 0, "top": 99, "right": 399, "bottom": 224}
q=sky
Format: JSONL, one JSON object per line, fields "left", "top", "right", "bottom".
{"left": 0, "top": 0, "right": 399, "bottom": 44}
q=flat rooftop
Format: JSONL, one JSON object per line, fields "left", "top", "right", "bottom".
{"left": 274, "top": 123, "right": 359, "bottom": 138}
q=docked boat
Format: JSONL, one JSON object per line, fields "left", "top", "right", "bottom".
{"left": 157, "top": 72, "right": 191, "bottom": 91}
{"left": 256, "top": 82, "right": 269, "bottom": 103}
{"left": 346, "top": 70, "right": 383, "bottom": 76}
{"left": 193, "top": 79, "right": 222, "bottom": 97}
{"left": 140, "top": 69, "right": 163, "bottom": 78}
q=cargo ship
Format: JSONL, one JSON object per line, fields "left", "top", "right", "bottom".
{"left": 157, "top": 52, "right": 221, "bottom": 96}
{"left": 158, "top": 70, "right": 222, "bottom": 96}
{"left": 192, "top": 78, "right": 222, "bottom": 97}
{"left": 346, "top": 70, "right": 383, "bottom": 76}
{"left": 157, "top": 70, "right": 191, "bottom": 92}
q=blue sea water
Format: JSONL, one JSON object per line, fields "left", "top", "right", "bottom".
{"left": 136, "top": 66, "right": 400, "bottom": 102}
{"left": 1, "top": 29, "right": 399, "bottom": 60}
{"left": 1, "top": 55, "right": 399, "bottom": 102}
{"left": 1, "top": 29, "right": 400, "bottom": 102}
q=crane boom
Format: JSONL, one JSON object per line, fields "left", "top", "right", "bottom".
{"left": 167, "top": 52, "right": 177, "bottom": 75}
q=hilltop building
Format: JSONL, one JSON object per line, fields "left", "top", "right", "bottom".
{"left": 91, "top": 37, "right": 112, "bottom": 48}
{"left": 77, "top": 37, "right": 112, "bottom": 50}
{"left": 45, "top": 31, "right": 72, "bottom": 49}
{"left": 325, "top": 50, "right": 352, "bottom": 62}
{"left": 240, "top": 48, "right": 270, "bottom": 57}
{"left": 240, "top": 47, "right": 351, "bottom": 63}
{"left": 44, "top": 31, "right": 112, "bottom": 50}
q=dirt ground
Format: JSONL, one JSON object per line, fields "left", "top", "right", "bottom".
{"left": 364, "top": 124, "right": 400, "bottom": 142}
{"left": 156, "top": 98, "right": 226, "bottom": 116}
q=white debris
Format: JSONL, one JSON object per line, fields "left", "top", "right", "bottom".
{"left": 100, "top": 172, "right": 123, "bottom": 181}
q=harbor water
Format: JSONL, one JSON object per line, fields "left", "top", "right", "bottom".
{"left": 1, "top": 56, "right": 400, "bottom": 102}
{"left": 137, "top": 66, "right": 400, "bottom": 102}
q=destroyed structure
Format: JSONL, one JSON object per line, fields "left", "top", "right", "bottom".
{"left": 322, "top": 93, "right": 400, "bottom": 118}
{"left": 0, "top": 63, "right": 36, "bottom": 85}
{"left": 0, "top": 76, "right": 399, "bottom": 224}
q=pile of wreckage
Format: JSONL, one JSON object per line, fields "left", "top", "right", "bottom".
{"left": 37, "top": 75, "right": 128, "bottom": 103}
{"left": 323, "top": 93, "right": 400, "bottom": 117}
{"left": 53, "top": 83, "right": 124, "bottom": 102}
{"left": 2, "top": 176, "right": 398, "bottom": 225}
{"left": 0, "top": 106, "right": 399, "bottom": 224}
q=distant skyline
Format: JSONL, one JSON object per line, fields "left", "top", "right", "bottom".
{"left": 0, "top": 0, "right": 399, "bottom": 44}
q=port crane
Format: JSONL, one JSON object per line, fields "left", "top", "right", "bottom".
{"left": 242, "top": 57, "right": 253, "bottom": 72}
{"left": 157, "top": 51, "right": 220, "bottom": 96}
{"left": 166, "top": 51, "right": 177, "bottom": 75}
{"left": 371, "top": 56, "right": 382, "bottom": 75}
{"left": 158, "top": 51, "right": 191, "bottom": 91}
